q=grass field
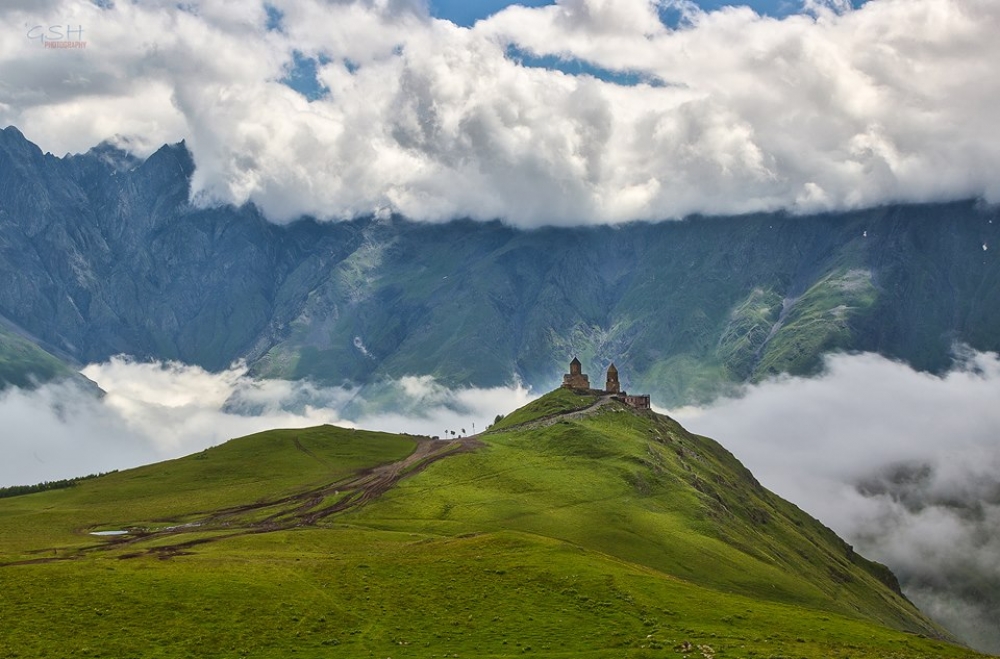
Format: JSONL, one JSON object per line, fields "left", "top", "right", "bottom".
{"left": 0, "top": 425, "right": 416, "bottom": 559}
{"left": 0, "top": 393, "right": 986, "bottom": 658}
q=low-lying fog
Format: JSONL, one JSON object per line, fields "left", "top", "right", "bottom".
{"left": 0, "top": 356, "right": 532, "bottom": 487}
{"left": 673, "top": 349, "right": 1000, "bottom": 654}
{"left": 2, "top": 351, "right": 998, "bottom": 653}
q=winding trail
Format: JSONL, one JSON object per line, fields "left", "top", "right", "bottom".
{"left": 107, "top": 396, "right": 621, "bottom": 558}
{"left": 129, "top": 435, "right": 481, "bottom": 557}
{"left": 5, "top": 396, "right": 627, "bottom": 566}
{"left": 2, "top": 435, "right": 482, "bottom": 565}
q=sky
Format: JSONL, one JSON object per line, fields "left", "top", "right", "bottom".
{"left": 428, "top": 0, "right": 867, "bottom": 27}
{"left": 2, "top": 0, "right": 997, "bottom": 227}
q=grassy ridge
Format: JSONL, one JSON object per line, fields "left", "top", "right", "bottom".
{"left": 0, "top": 425, "right": 415, "bottom": 559}
{"left": 488, "top": 387, "right": 599, "bottom": 430}
{"left": 353, "top": 402, "right": 932, "bottom": 634}
{"left": 0, "top": 394, "right": 985, "bottom": 658}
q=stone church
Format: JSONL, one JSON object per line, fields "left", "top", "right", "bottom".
{"left": 562, "top": 357, "right": 590, "bottom": 389}
{"left": 561, "top": 358, "right": 650, "bottom": 410}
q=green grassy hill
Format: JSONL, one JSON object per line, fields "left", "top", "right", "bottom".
{"left": 0, "top": 392, "right": 983, "bottom": 658}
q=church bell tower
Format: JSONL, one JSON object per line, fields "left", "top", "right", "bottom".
{"left": 605, "top": 363, "right": 620, "bottom": 394}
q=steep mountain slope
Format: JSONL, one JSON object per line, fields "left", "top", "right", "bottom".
{"left": 0, "top": 393, "right": 982, "bottom": 657}
{"left": 3, "top": 126, "right": 999, "bottom": 402}
{"left": 0, "top": 323, "right": 75, "bottom": 388}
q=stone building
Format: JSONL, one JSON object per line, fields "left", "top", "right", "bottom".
{"left": 560, "top": 357, "right": 650, "bottom": 410}
{"left": 623, "top": 394, "right": 651, "bottom": 410}
{"left": 561, "top": 357, "right": 590, "bottom": 390}
{"left": 605, "top": 363, "right": 620, "bottom": 394}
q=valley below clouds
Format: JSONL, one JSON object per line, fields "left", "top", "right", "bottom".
{"left": 1, "top": 350, "right": 999, "bottom": 651}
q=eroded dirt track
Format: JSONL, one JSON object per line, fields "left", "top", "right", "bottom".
{"left": 131, "top": 400, "right": 618, "bottom": 556}
{"left": 6, "top": 398, "right": 626, "bottom": 566}
{"left": 3, "top": 436, "right": 481, "bottom": 565}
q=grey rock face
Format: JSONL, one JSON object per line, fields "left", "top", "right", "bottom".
{"left": 3, "top": 126, "right": 999, "bottom": 403}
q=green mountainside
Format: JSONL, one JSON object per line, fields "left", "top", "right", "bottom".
{"left": 0, "top": 323, "right": 76, "bottom": 389}
{"left": 0, "top": 391, "right": 982, "bottom": 658}
{"left": 251, "top": 206, "right": 1000, "bottom": 406}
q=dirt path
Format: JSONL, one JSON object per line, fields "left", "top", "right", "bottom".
{"left": 2, "top": 435, "right": 482, "bottom": 566}
{"left": 5, "top": 398, "right": 620, "bottom": 566}
{"left": 151, "top": 436, "right": 479, "bottom": 552}
{"left": 104, "top": 397, "right": 616, "bottom": 558}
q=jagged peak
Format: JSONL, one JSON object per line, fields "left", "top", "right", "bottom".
{"left": 2, "top": 125, "right": 26, "bottom": 140}
{"left": 81, "top": 141, "right": 142, "bottom": 172}
{"left": 0, "top": 125, "right": 44, "bottom": 160}
{"left": 131, "top": 139, "right": 196, "bottom": 188}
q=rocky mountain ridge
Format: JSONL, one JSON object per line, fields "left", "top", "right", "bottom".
{"left": 3, "top": 125, "right": 999, "bottom": 404}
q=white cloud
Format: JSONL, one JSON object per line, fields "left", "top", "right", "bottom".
{"left": 0, "top": 0, "right": 996, "bottom": 226}
{"left": 0, "top": 380, "right": 152, "bottom": 486}
{"left": 0, "top": 356, "right": 533, "bottom": 488}
{"left": 673, "top": 350, "right": 1000, "bottom": 653}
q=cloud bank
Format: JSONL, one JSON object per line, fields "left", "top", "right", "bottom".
{"left": 674, "top": 350, "right": 1000, "bottom": 654}
{"left": 0, "top": 356, "right": 532, "bottom": 489}
{"left": 2, "top": 0, "right": 998, "bottom": 226}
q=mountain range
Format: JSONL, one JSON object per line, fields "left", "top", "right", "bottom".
{"left": 3, "top": 125, "right": 999, "bottom": 404}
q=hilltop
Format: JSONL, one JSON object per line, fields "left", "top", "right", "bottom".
{"left": 0, "top": 390, "right": 984, "bottom": 658}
